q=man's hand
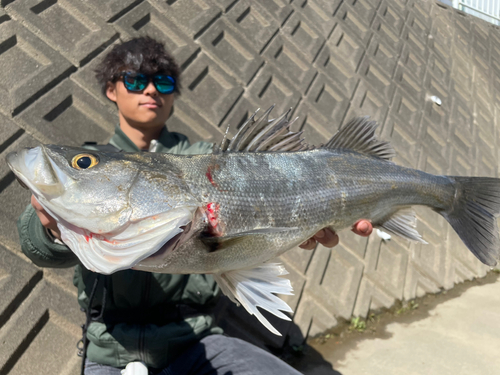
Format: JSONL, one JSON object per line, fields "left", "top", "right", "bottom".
{"left": 31, "top": 195, "right": 62, "bottom": 240}
{"left": 299, "top": 219, "right": 373, "bottom": 250}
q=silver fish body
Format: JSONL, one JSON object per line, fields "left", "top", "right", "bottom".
{"left": 7, "top": 109, "right": 500, "bottom": 334}
{"left": 136, "top": 148, "right": 454, "bottom": 274}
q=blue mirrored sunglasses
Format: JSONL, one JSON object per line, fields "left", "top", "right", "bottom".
{"left": 119, "top": 72, "right": 176, "bottom": 95}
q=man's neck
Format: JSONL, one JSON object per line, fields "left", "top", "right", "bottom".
{"left": 119, "top": 116, "right": 164, "bottom": 150}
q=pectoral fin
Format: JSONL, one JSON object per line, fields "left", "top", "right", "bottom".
{"left": 213, "top": 263, "right": 294, "bottom": 335}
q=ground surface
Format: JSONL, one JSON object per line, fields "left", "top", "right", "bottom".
{"left": 290, "top": 271, "right": 500, "bottom": 374}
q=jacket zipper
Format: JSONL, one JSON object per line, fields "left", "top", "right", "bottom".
{"left": 138, "top": 273, "right": 152, "bottom": 362}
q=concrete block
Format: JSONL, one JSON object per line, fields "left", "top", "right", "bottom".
{"left": 5, "top": 0, "right": 118, "bottom": 67}
{"left": 399, "top": 42, "right": 427, "bottom": 84}
{"left": 0, "top": 253, "right": 83, "bottom": 375}
{"left": 84, "top": 0, "right": 141, "bottom": 22}
{"left": 0, "top": 131, "right": 39, "bottom": 250}
{"left": 71, "top": 40, "right": 122, "bottom": 105}
{"left": 0, "top": 20, "right": 74, "bottom": 116}
{"left": 166, "top": 97, "right": 224, "bottom": 144}
{"left": 376, "top": 0, "right": 407, "bottom": 36}
{"left": 358, "top": 57, "right": 395, "bottom": 103}
{"left": 401, "top": 25, "right": 430, "bottom": 62}
{"left": 365, "top": 34, "right": 400, "bottom": 81}
{"left": 362, "top": 237, "right": 409, "bottom": 301}
{"left": 180, "top": 52, "right": 243, "bottom": 127}
{"left": 262, "top": 34, "right": 317, "bottom": 94}
{"left": 198, "top": 18, "right": 264, "bottom": 85}
{"left": 294, "top": 100, "right": 338, "bottom": 147}
{"left": 0, "top": 111, "right": 23, "bottom": 152}
{"left": 423, "top": 73, "right": 450, "bottom": 130}
{"left": 334, "top": 2, "right": 373, "bottom": 47}
{"left": 281, "top": 245, "right": 315, "bottom": 276}
{"left": 291, "top": 0, "right": 336, "bottom": 39}
{"left": 352, "top": 274, "right": 397, "bottom": 317}
{"left": 281, "top": 12, "right": 325, "bottom": 63}
{"left": 312, "top": 0, "right": 343, "bottom": 16}
{"left": 149, "top": 0, "right": 221, "bottom": 39}
{"left": 305, "top": 73, "right": 349, "bottom": 125}
{"left": 409, "top": 0, "right": 433, "bottom": 32}
{"left": 225, "top": 0, "right": 279, "bottom": 53}
{"left": 114, "top": 1, "right": 199, "bottom": 69}
{"left": 305, "top": 244, "right": 364, "bottom": 319}
{"left": 291, "top": 292, "right": 337, "bottom": 343}
{"left": 245, "top": 64, "right": 301, "bottom": 118}
{"left": 344, "top": 0, "right": 377, "bottom": 28}
{"left": 0, "top": 245, "right": 41, "bottom": 329}
{"left": 16, "top": 79, "right": 116, "bottom": 146}
{"left": 427, "top": 52, "right": 451, "bottom": 88}
{"left": 254, "top": 0, "right": 293, "bottom": 25}
{"left": 214, "top": 95, "right": 259, "bottom": 140}
{"left": 345, "top": 79, "right": 388, "bottom": 123}
{"left": 393, "top": 66, "right": 426, "bottom": 106}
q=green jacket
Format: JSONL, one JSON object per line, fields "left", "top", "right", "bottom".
{"left": 17, "top": 125, "right": 223, "bottom": 369}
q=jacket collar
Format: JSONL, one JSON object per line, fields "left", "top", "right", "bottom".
{"left": 108, "top": 124, "right": 176, "bottom": 153}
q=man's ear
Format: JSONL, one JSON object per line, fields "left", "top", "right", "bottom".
{"left": 106, "top": 82, "right": 117, "bottom": 103}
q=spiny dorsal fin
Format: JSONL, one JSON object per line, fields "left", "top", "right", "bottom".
{"left": 326, "top": 117, "right": 395, "bottom": 160}
{"left": 221, "top": 105, "right": 313, "bottom": 153}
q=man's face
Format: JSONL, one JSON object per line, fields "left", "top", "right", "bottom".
{"left": 106, "top": 75, "right": 175, "bottom": 130}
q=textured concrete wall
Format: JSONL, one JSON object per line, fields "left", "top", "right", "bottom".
{"left": 1, "top": 0, "right": 500, "bottom": 372}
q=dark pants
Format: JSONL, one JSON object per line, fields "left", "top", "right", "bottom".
{"left": 85, "top": 334, "right": 302, "bottom": 375}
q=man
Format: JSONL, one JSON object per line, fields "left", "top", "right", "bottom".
{"left": 18, "top": 37, "right": 372, "bottom": 374}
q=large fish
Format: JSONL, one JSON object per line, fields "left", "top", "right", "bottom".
{"left": 6, "top": 106, "right": 500, "bottom": 334}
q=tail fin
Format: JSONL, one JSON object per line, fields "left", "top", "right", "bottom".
{"left": 442, "top": 176, "right": 500, "bottom": 266}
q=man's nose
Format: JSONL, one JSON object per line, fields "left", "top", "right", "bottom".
{"left": 142, "top": 81, "right": 158, "bottom": 96}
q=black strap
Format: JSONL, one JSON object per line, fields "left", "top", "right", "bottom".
{"left": 78, "top": 274, "right": 103, "bottom": 375}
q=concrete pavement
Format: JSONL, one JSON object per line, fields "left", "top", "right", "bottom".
{"left": 295, "top": 272, "right": 500, "bottom": 375}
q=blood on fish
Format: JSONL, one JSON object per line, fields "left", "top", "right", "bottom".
{"left": 206, "top": 166, "right": 217, "bottom": 188}
{"left": 205, "top": 202, "right": 223, "bottom": 237}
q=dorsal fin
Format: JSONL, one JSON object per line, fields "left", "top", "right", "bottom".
{"left": 220, "top": 105, "right": 313, "bottom": 153}
{"left": 325, "top": 117, "right": 395, "bottom": 160}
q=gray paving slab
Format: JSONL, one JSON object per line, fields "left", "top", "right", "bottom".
{"left": 149, "top": 0, "right": 221, "bottom": 39}
{"left": 197, "top": 17, "right": 264, "bottom": 85}
{"left": 114, "top": 1, "right": 199, "bottom": 69}
{"left": 5, "top": 0, "right": 118, "bottom": 66}
{"left": 84, "top": 0, "right": 141, "bottom": 22}
{"left": 225, "top": 0, "right": 279, "bottom": 53}
{"left": 0, "top": 19, "right": 74, "bottom": 116}
{"left": 16, "top": 79, "right": 116, "bottom": 146}
{"left": 244, "top": 63, "right": 302, "bottom": 118}
{"left": 261, "top": 34, "right": 317, "bottom": 94}
{"left": 0, "top": 247, "right": 83, "bottom": 374}
{"left": 180, "top": 52, "right": 243, "bottom": 127}
{"left": 307, "top": 276, "right": 500, "bottom": 375}
{"left": 281, "top": 12, "right": 326, "bottom": 63}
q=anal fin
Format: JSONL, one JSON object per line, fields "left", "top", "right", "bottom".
{"left": 376, "top": 208, "right": 427, "bottom": 244}
{"left": 213, "top": 263, "right": 294, "bottom": 336}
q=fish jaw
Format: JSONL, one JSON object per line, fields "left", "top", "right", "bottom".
{"left": 7, "top": 146, "right": 70, "bottom": 199}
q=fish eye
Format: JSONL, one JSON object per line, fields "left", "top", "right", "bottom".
{"left": 71, "top": 153, "right": 99, "bottom": 170}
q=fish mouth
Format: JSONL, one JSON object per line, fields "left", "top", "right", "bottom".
{"left": 6, "top": 146, "right": 68, "bottom": 198}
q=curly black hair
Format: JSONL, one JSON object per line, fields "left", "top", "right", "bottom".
{"left": 95, "top": 36, "right": 181, "bottom": 97}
